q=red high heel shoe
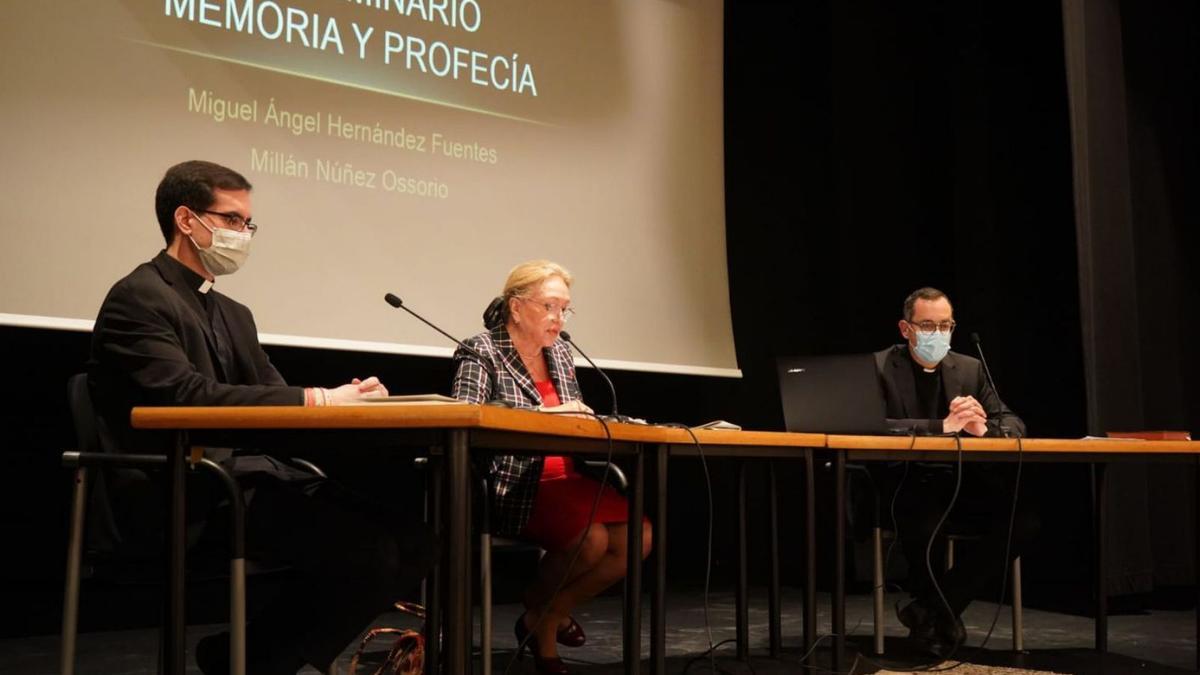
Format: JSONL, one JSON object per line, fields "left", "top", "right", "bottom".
{"left": 556, "top": 616, "right": 586, "bottom": 647}
{"left": 514, "top": 614, "right": 569, "bottom": 675}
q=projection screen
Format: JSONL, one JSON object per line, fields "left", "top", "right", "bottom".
{"left": 0, "top": 0, "right": 738, "bottom": 376}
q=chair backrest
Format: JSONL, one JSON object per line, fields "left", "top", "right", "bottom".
{"left": 578, "top": 460, "right": 629, "bottom": 492}
{"left": 67, "top": 373, "right": 137, "bottom": 554}
{"left": 67, "top": 373, "right": 101, "bottom": 454}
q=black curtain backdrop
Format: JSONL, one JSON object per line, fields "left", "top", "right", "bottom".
{"left": 0, "top": 0, "right": 1194, "bottom": 638}
{"left": 1119, "top": 0, "right": 1200, "bottom": 594}
{"left": 1062, "top": 0, "right": 1200, "bottom": 596}
{"left": 726, "top": 0, "right": 1083, "bottom": 434}
{"left": 724, "top": 0, "right": 1093, "bottom": 608}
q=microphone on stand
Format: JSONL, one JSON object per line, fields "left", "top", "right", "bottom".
{"left": 970, "top": 331, "right": 1013, "bottom": 438}
{"left": 559, "top": 330, "right": 622, "bottom": 421}
{"left": 384, "top": 293, "right": 518, "bottom": 407}
{"left": 384, "top": 293, "right": 488, "bottom": 363}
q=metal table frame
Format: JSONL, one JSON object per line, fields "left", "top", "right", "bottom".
{"left": 132, "top": 405, "right": 830, "bottom": 675}
{"left": 824, "top": 435, "right": 1200, "bottom": 672}
{"left": 134, "top": 405, "right": 648, "bottom": 675}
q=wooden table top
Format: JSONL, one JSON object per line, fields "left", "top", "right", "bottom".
{"left": 130, "top": 406, "right": 1193, "bottom": 455}
{"left": 131, "top": 404, "right": 825, "bottom": 448}
{"left": 827, "top": 434, "right": 1200, "bottom": 456}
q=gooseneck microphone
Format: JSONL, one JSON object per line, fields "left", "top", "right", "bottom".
{"left": 384, "top": 293, "right": 520, "bottom": 406}
{"left": 970, "top": 331, "right": 1012, "bottom": 438}
{"left": 969, "top": 332, "right": 998, "bottom": 396}
{"left": 559, "top": 330, "right": 621, "bottom": 419}
{"left": 384, "top": 292, "right": 490, "bottom": 365}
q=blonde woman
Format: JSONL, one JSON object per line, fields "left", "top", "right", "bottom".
{"left": 452, "top": 260, "right": 651, "bottom": 675}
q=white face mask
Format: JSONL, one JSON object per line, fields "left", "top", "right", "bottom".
{"left": 912, "top": 329, "right": 952, "bottom": 365}
{"left": 188, "top": 213, "right": 251, "bottom": 276}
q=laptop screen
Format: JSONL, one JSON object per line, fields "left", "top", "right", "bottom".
{"left": 776, "top": 353, "right": 890, "bottom": 434}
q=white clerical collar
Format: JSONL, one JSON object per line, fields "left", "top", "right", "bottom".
{"left": 198, "top": 279, "right": 213, "bottom": 294}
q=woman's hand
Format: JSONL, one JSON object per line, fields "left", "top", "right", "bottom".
{"left": 539, "top": 399, "right": 594, "bottom": 418}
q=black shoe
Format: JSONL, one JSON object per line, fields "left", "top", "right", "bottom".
{"left": 897, "top": 600, "right": 965, "bottom": 659}
{"left": 195, "top": 629, "right": 306, "bottom": 675}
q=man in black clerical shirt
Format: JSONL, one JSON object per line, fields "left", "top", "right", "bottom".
{"left": 874, "top": 287, "right": 1036, "bottom": 658}
{"left": 88, "top": 160, "right": 434, "bottom": 674}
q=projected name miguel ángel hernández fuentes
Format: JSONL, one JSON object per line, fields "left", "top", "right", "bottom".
{"left": 163, "top": 0, "right": 539, "bottom": 97}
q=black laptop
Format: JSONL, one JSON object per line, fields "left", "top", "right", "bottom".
{"left": 776, "top": 353, "right": 891, "bottom": 434}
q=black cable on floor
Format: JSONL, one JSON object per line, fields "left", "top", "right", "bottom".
{"left": 681, "top": 638, "right": 747, "bottom": 675}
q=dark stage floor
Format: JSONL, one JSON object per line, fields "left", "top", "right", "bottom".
{"left": 3, "top": 588, "right": 1195, "bottom": 674}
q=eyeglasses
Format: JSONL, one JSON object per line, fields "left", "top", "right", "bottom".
{"left": 907, "top": 319, "right": 956, "bottom": 334}
{"left": 200, "top": 210, "right": 258, "bottom": 236}
{"left": 520, "top": 297, "right": 575, "bottom": 323}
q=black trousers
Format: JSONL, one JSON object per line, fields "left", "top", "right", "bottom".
{"left": 887, "top": 462, "right": 1039, "bottom": 618}
{"left": 202, "top": 455, "right": 437, "bottom": 673}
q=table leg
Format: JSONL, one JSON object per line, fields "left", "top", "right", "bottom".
{"left": 464, "top": 455, "right": 474, "bottom": 675}
{"left": 805, "top": 449, "right": 817, "bottom": 661}
{"left": 164, "top": 431, "right": 187, "bottom": 675}
{"left": 1094, "top": 462, "right": 1108, "bottom": 654}
{"left": 651, "top": 445, "right": 668, "bottom": 674}
{"left": 735, "top": 462, "right": 749, "bottom": 660}
{"left": 768, "top": 461, "right": 781, "bottom": 658}
{"left": 425, "top": 455, "right": 443, "bottom": 675}
{"left": 624, "top": 446, "right": 645, "bottom": 675}
{"left": 833, "top": 452, "right": 846, "bottom": 672}
{"left": 445, "top": 431, "right": 471, "bottom": 675}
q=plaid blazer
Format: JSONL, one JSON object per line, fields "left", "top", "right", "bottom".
{"left": 451, "top": 326, "right": 583, "bottom": 535}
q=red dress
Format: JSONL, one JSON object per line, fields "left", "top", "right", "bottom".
{"left": 518, "top": 380, "right": 640, "bottom": 552}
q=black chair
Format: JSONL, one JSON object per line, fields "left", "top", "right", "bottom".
{"left": 477, "top": 458, "right": 629, "bottom": 675}
{"left": 60, "top": 374, "right": 327, "bottom": 675}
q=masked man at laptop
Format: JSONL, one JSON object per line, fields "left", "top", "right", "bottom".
{"left": 875, "top": 287, "right": 1036, "bottom": 658}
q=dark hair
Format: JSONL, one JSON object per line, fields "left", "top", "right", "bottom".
{"left": 483, "top": 296, "right": 508, "bottom": 329}
{"left": 154, "top": 160, "right": 252, "bottom": 244}
{"left": 903, "top": 287, "right": 950, "bottom": 321}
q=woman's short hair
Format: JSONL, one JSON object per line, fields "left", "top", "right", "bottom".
{"left": 502, "top": 260, "right": 573, "bottom": 299}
